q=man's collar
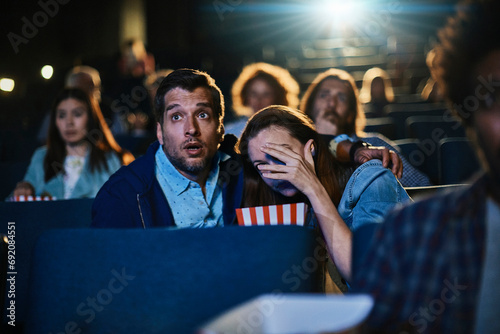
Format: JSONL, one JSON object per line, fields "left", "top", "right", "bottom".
{"left": 155, "top": 147, "right": 190, "bottom": 195}
{"left": 155, "top": 146, "right": 228, "bottom": 196}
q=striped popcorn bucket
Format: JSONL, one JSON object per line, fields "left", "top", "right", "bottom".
{"left": 11, "top": 195, "right": 56, "bottom": 202}
{"left": 236, "top": 203, "right": 308, "bottom": 226}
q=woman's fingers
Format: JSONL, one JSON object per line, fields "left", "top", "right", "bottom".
{"left": 257, "top": 166, "right": 289, "bottom": 179}
{"left": 13, "top": 181, "right": 35, "bottom": 197}
{"left": 260, "top": 143, "right": 301, "bottom": 163}
{"left": 257, "top": 163, "right": 288, "bottom": 174}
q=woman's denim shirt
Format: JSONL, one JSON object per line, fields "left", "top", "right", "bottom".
{"left": 338, "top": 160, "right": 411, "bottom": 231}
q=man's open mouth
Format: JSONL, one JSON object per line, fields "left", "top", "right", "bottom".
{"left": 184, "top": 142, "right": 203, "bottom": 154}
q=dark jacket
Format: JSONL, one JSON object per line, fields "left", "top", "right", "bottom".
{"left": 91, "top": 136, "right": 244, "bottom": 228}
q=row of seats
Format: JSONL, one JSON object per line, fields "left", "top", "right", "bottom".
{"left": 0, "top": 102, "right": 478, "bottom": 200}
{"left": 394, "top": 137, "right": 481, "bottom": 185}
{"left": 365, "top": 115, "right": 467, "bottom": 141}
{"left": 0, "top": 199, "right": 321, "bottom": 333}
{"left": 0, "top": 183, "right": 469, "bottom": 333}
{"left": 364, "top": 102, "right": 480, "bottom": 185}
{"left": 364, "top": 102, "right": 466, "bottom": 141}
{"left": 0, "top": 136, "right": 480, "bottom": 202}
{"left": 0, "top": 199, "right": 94, "bottom": 331}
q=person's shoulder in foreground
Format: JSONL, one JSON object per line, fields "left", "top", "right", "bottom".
{"left": 351, "top": 0, "right": 500, "bottom": 332}
{"left": 352, "top": 174, "right": 487, "bottom": 333}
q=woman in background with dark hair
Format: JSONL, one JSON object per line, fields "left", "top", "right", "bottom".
{"left": 12, "top": 88, "right": 134, "bottom": 199}
{"left": 237, "top": 105, "right": 409, "bottom": 286}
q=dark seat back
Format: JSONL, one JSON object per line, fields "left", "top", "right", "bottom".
{"left": 0, "top": 234, "right": 7, "bottom": 324}
{"left": 352, "top": 223, "right": 379, "bottom": 285}
{"left": 406, "top": 115, "right": 466, "bottom": 140}
{"left": 364, "top": 117, "right": 397, "bottom": 140}
{"left": 404, "top": 184, "right": 468, "bottom": 201}
{"left": 439, "top": 137, "right": 481, "bottom": 184}
{"left": 0, "top": 160, "right": 29, "bottom": 200}
{"left": 25, "top": 226, "right": 321, "bottom": 334}
{"left": 0, "top": 199, "right": 94, "bottom": 328}
{"left": 385, "top": 103, "right": 448, "bottom": 139}
{"left": 392, "top": 138, "right": 438, "bottom": 184}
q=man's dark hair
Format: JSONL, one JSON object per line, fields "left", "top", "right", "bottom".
{"left": 432, "top": 0, "right": 500, "bottom": 126}
{"left": 154, "top": 68, "right": 225, "bottom": 124}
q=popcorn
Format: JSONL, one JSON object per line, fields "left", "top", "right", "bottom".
{"left": 236, "top": 203, "right": 308, "bottom": 226}
{"left": 11, "top": 195, "right": 56, "bottom": 202}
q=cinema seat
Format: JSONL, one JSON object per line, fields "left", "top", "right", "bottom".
{"left": 25, "top": 226, "right": 321, "bottom": 334}
{"left": 438, "top": 137, "right": 481, "bottom": 184}
{"left": 0, "top": 198, "right": 94, "bottom": 330}
{"left": 351, "top": 223, "right": 379, "bottom": 285}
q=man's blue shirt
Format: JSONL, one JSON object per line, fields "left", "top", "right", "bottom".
{"left": 155, "top": 146, "right": 225, "bottom": 228}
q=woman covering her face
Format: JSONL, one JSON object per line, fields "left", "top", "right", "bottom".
{"left": 237, "top": 105, "right": 410, "bottom": 284}
{"left": 12, "top": 88, "right": 134, "bottom": 200}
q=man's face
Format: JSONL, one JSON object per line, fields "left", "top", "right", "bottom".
{"left": 311, "top": 78, "right": 354, "bottom": 136}
{"left": 473, "top": 50, "right": 500, "bottom": 190}
{"left": 157, "top": 87, "right": 223, "bottom": 181}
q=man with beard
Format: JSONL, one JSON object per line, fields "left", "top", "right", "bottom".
{"left": 92, "top": 68, "right": 401, "bottom": 228}
{"left": 300, "top": 68, "right": 432, "bottom": 187}
{"left": 92, "top": 69, "right": 244, "bottom": 228}
{"left": 352, "top": 0, "right": 500, "bottom": 332}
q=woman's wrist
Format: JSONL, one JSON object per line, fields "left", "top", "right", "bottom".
{"left": 304, "top": 181, "right": 331, "bottom": 208}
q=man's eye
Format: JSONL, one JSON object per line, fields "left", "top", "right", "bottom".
{"left": 199, "top": 112, "right": 208, "bottom": 119}
{"left": 172, "top": 114, "right": 181, "bottom": 121}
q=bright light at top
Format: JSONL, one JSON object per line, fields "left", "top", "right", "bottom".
{"left": 0, "top": 78, "right": 15, "bottom": 92}
{"left": 41, "top": 65, "right": 54, "bottom": 80}
{"left": 313, "top": 1, "right": 364, "bottom": 28}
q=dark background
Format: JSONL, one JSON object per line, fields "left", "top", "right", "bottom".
{"left": 0, "top": 0, "right": 459, "bottom": 152}
{"left": 0, "top": 0, "right": 458, "bottom": 91}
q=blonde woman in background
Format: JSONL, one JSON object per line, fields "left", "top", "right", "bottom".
{"left": 225, "top": 62, "right": 300, "bottom": 137}
{"left": 358, "top": 67, "right": 395, "bottom": 117}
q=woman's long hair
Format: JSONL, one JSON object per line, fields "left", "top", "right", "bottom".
{"left": 236, "top": 105, "right": 353, "bottom": 208}
{"left": 44, "top": 88, "right": 134, "bottom": 182}
{"left": 299, "top": 68, "right": 366, "bottom": 137}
